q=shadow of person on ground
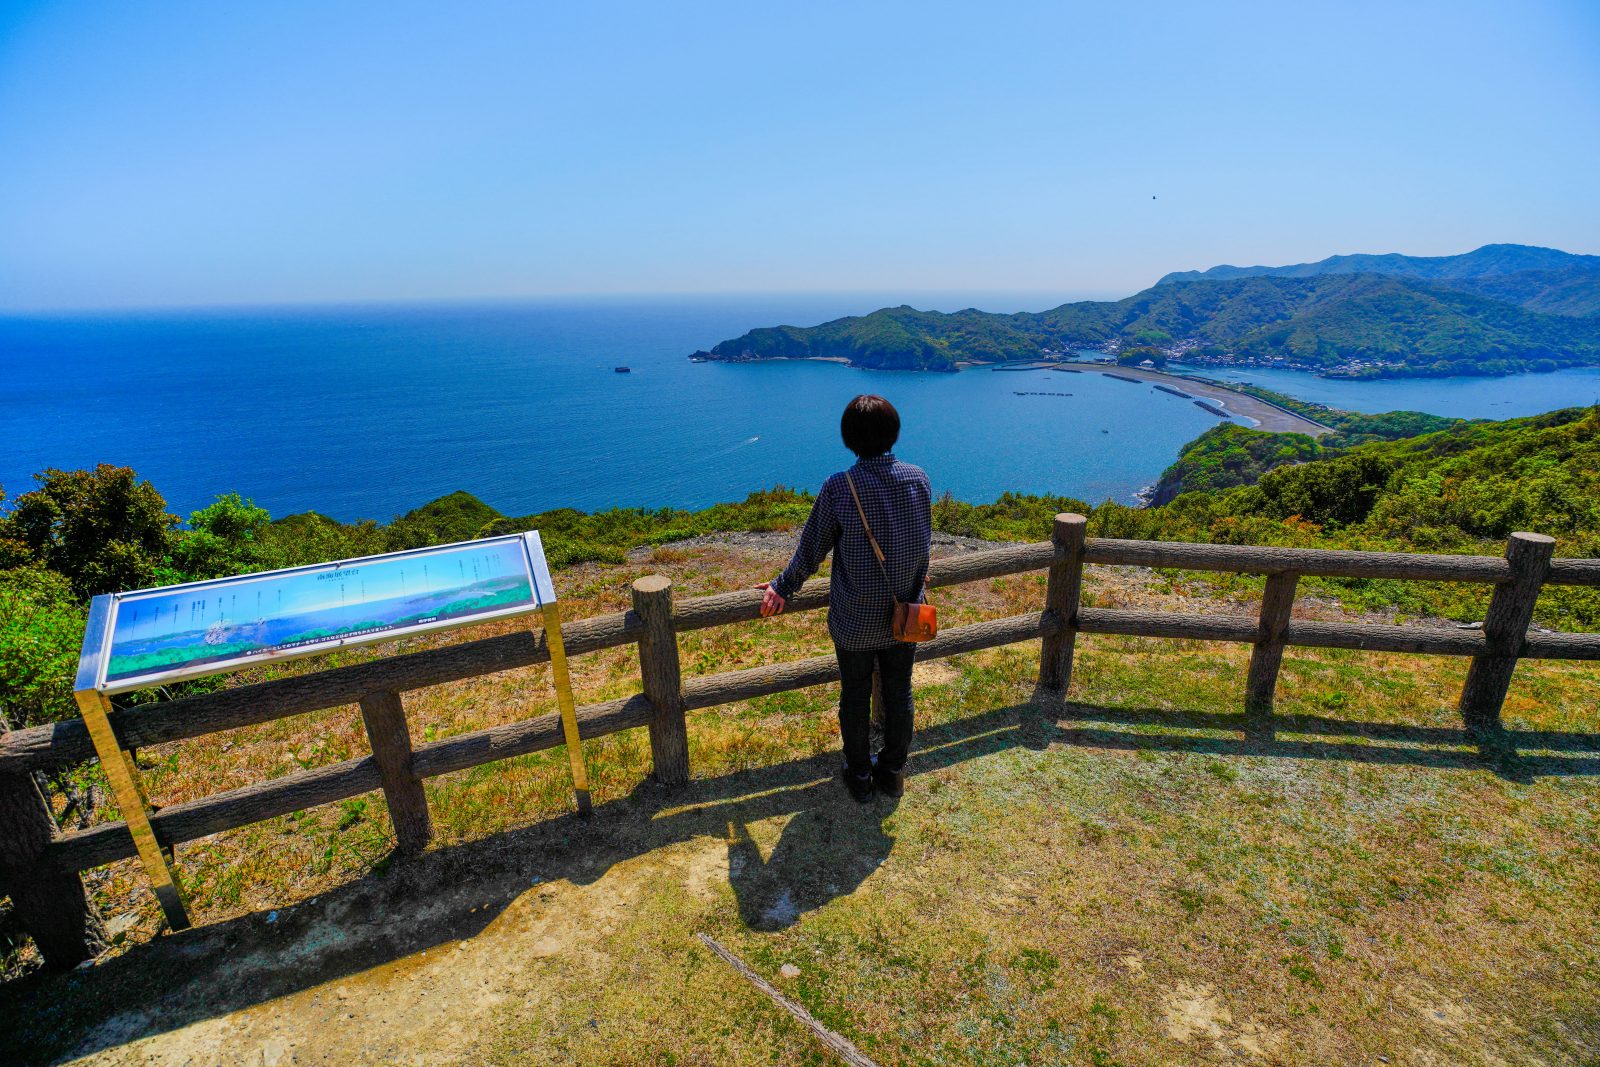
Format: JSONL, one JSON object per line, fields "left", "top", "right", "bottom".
{"left": 727, "top": 792, "right": 899, "bottom": 932}
{"left": 0, "top": 701, "right": 1031, "bottom": 1065}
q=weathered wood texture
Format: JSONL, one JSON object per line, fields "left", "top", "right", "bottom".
{"left": 51, "top": 756, "right": 381, "bottom": 874}
{"left": 633, "top": 576, "right": 689, "bottom": 786}
{"left": 1547, "top": 558, "right": 1600, "bottom": 587}
{"left": 1077, "top": 608, "right": 1261, "bottom": 644}
{"left": 1524, "top": 631, "right": 1600, "bottom": 660}
{"left": 412, "top": 695, "right": 654, "bottom": 781}
{"left": 1285, "top": 620, "right": 1488, "bottom": 656}
{"left": 672, "top": 576, "right": 831, "bottom": 633}
{"left": 683, "top": 612, "right": 1058, "bottom": 712}
{"left": 0, "top": 760, "right": 105, "bottom": 967}
{"left": 1459, "top": 533, "right": 1556, "bottom": 731}
{"left": 1039, "top": 514, "right": 1088, "bottom": 692}
{"left": 1085, "top": 538, "right": 1514, "bottom": 582}
{"left": 664, "top": 542, "right": 1053, "bottom": 633}
{"left": 49, "top": 694, "right": 656, "bottom": 874}
{"left": 1244, "top": 572, "right": 1299, "bottom": 716}
{"left": 358, "top": 690, "right": 432, "bottom": 854}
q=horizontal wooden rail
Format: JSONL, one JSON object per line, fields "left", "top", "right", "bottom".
{"left": 1548, "top": 558, "right": 1600, "bottom": 587}
{"left": 1084, "top": 538, "right": 1516, "bottom": 582}
{"left": 1524, "top": 631, "right": 1600, "bottom": 660}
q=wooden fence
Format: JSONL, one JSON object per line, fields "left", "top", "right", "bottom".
{"left": 3, "top": 516, "right": 1599, "bottom": 967}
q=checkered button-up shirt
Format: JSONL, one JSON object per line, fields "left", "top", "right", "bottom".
{"left": 771, "top": 454, "right": 932, "bottom": 650}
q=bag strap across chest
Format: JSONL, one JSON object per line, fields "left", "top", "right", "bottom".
{"left": 844, "top": 472, "right": 899, "bottom": 605}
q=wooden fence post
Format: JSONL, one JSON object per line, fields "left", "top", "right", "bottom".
{"left": 358, "top": 690, "right": 432, "bottom": 854}
{"left": 633, "top": 575, "right": 690, "bottom": 786}
{"left": 1458, "top": 532, "right": 1555, "bottom": 733}
{"left": 0, "top": 712, "right": 106, "bottom": 968}
{"left": 1244, "top": 571, "right": 1299, "bottom": 729}
{"left": 1039, "top": 513, "right": 1089, "bottom": 692}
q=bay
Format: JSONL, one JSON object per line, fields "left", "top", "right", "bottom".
{"left": 2, "top": 294, "right": 1225, "bottom": 521}
{"left": 1177, "top": 363, "right": 1600, "bottom": 419}
{"left": 5, "top": 295, "right": 1596, "bottom": 524}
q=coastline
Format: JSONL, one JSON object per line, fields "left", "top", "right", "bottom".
{"left": 697, "top": 351, "right": 1332, "bottom": 435}
{"left": 1061, "top": 364, "right": 1332, "bottom": 436}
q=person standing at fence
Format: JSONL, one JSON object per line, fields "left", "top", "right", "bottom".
{"left": 760, "top": 394, "right": 933, "bottom": 802}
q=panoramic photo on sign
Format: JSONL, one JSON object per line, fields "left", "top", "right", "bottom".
{"left": 90, "top": 534, "right": 551, "bottom": 692}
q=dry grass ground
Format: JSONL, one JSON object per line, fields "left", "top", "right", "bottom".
{"left": 3, "top": 534, "right": 1598, "bottom": 1065}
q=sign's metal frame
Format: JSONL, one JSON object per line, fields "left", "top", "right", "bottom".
{"left": 73, "top": 531, "right": 588, "bottom": 932}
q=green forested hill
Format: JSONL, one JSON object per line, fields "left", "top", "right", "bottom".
{"left": 1109, "top": 405, "right": 1600, "bottom": 627}
{"left": 1444, "top": 267, "right": 1600, "bottom": 318}
{"left": 1127, "top": 406, "right": 1600, "bottom": 556}
{"left": 1147, "top": 424, "right": 1323, "bottom": 505}
{"left": 1158, "top": 243, "right": 1600, "bottom": 321}
{"left": 697, "top": 272, "right": 1600, "bottom": 375}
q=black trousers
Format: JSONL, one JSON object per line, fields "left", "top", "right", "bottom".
{"left": 835, "top": 642, "right": 916, "bottom": 776}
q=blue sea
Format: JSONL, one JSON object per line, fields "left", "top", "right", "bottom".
{"left": 6, "top": 295, "right": 1600, "bottom": 523}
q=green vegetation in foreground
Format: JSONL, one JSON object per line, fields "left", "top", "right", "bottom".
{"left": 1122, "top": 405, "right": 1600, "bottom": 628}
{"left": 1145, "top": 399, "right": 1464, "bottom": 505}
{"left": 1148, "top": 423, "right": 1324, "bottom": 505}
{"left": 1184, "top": 379, "right": 1464, "bottom": 447}
{"left": 696, "top": 243, "right": 1600, "bottom": 376}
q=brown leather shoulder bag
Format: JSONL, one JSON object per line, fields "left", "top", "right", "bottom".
{"left": 844, "top": 473, "right": 937, "bottom": 642}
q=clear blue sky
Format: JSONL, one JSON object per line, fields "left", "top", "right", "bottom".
{"left": 2, "top": 0, "right": 1596, "bottom": 310}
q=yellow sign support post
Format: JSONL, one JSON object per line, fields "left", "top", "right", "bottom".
{"left": 538, "top": 601, "right": 591, "bottom": 815}
{"left": 72, "top": 593, "right": 190, "bottom": 930}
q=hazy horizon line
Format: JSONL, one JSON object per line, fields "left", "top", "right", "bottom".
{"left": 0, "top": 286, "right": 1137, "bottom": 318}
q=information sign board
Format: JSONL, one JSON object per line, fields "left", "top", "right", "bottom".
{"left": 72, "top": 530, "right": 583, "bottom": 934}
{"left": 79, "top": 532, "right": 556, "bottom": 694}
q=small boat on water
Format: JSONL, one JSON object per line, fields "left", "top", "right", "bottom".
{"left": 614, "top": 366, "right": 631, "bottom": 374}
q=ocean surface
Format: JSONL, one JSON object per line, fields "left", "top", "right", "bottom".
{"left": 5, "top": 295, "right": 1599, "bottom": 523}
{"left": 1175, "top": 363, "right": 1600, "bottom": 419}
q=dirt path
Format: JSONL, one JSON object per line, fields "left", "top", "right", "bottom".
{"left": 54, "top": 829, "right": 729, "bottom": 1066}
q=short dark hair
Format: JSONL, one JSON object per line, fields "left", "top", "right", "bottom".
{"left": 840, "top": 394, "right": 900, "bottom": 458}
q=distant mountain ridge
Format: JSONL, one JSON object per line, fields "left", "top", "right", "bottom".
{"left": 1158, "top": 243, "right": 1600, "bottom": 319}
{"left": 1157, "top": 243, "right": 1600, "bottom": 285}
{"left": 695, "top": 243, "right": 1600, "bottom": 377}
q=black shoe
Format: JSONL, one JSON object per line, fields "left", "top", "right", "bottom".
{"left": 843, "top": 769, "right": 875, "bottom": 803}
{"left": 872, "top": 763, "right": 905, "bottom": 799}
